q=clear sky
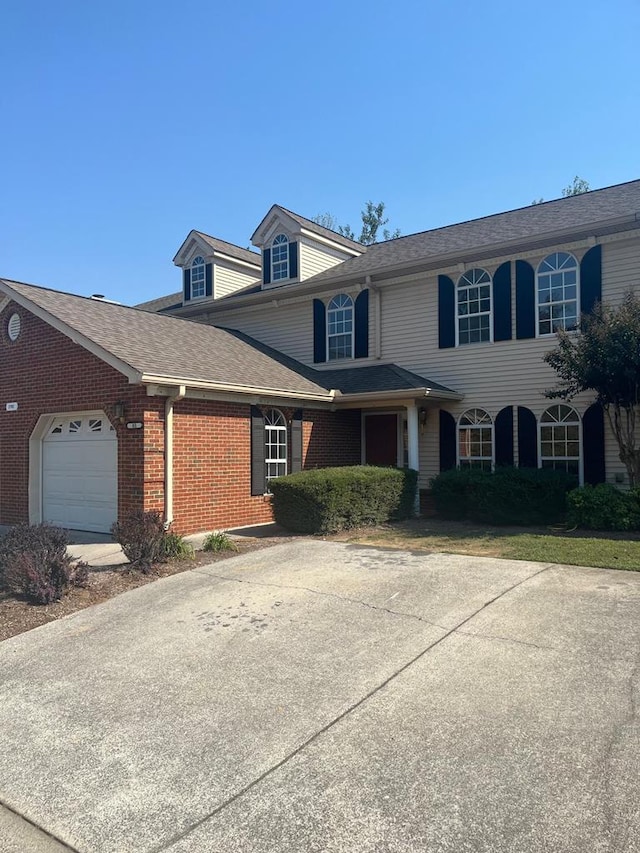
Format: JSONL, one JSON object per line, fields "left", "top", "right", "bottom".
{"left": 2, "top": 0, "right": 638, "bottom": 305}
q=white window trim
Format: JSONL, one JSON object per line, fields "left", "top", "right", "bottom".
{"left": 264, "top": 408, "right": 287, "bottom": 488}
{"left": 535, "top": 251, "right": 580, "bottom": 339}
{"left": 190, "top": 256, "right": 207, "bottom": 300}
{"left": 456, "top": 408, "right": 495, "bottom": 470}
{"left": 271, "top": 234, "right": 290, "bottom": 283}
{"left": 455, "top": 269, "right": 494, "bottom": 347}
{"left": 326, "top": 293, "right": 355, "bottom": 362}
{"left": 537, "top": 405, "right": 583, "bottom": 484}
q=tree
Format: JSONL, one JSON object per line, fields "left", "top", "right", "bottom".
{"left": 562, "top": 176, "right": 591, "bottom": 197}
{"left": 532, "top": 176, "right": 591, "bottom": 205}
{"left": 312, "top": 201, "right": 400, "bottom": 245}
{"left": 543, "top": 293, "right": 640, "bottom": 486}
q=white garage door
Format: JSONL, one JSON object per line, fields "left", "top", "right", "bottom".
{"left": 42, "top": 414, "right": 118, "bottom": 533}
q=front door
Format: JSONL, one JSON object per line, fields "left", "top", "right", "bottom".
{"left": 365, "top": 414, "right": 398, "bottom": 466}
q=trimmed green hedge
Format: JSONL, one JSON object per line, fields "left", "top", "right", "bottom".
{"left": 269, "top": 466, "right": 418, "bottom": 534}
{"left": 567, "top": 484, "right": 640, "bottom": 531}
{"left": 430, "top": 467, "right": 577, "bottom": 526}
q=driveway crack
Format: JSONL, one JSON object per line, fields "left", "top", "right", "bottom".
{"left": 153, "top": 563, "right": 552, "bottom": 852}
{"left": 192, "top": 569, "right": 448, "bottom": 630}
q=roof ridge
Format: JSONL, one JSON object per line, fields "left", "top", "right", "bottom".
{"left": 367, "top": 178, "right": 640, "bottom": 249}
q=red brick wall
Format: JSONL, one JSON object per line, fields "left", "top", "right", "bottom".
{"left": 0, "top": 301, "right": 363, "bottom": 534}
{"left": 0, "top": 302, "right": 148, "bottom": 526}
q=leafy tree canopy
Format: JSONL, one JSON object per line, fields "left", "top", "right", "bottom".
{"left": 313, "top": 201, "right": 400, "bottom": 245}
{"left": 532, "top": 176, "right": 591, "bottom": 205}
{"left": 544, "top": 292, "right": 640, "bottom": 485}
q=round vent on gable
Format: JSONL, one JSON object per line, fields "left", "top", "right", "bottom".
{"left": 7, "top": 313, "right": 21, "bottom": 342}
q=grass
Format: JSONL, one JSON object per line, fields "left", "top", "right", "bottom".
{"left": 335, "top": 518, "right": 640, "bottom": 571}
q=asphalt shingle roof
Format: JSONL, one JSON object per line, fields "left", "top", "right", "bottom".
{"left": 135, "top": 292, "right": 182, "bottom": 312}
{"left": 304, "top": 179, "right": 640, "bottom": 285}
{"left": 275, "top": 205, "right": 366, "bottom": 252}
{"left": 194, "top": 233, "right": 261, "bottom": 266}
{"left": 2, "top": 280, "right": 455, "bottom": 399}
{"left": 1, "top": 281, "right": 330, "bottom": 396}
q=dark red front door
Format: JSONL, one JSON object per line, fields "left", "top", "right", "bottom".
{"left": 365, "top": 414, "right": 398, "bottom": 466}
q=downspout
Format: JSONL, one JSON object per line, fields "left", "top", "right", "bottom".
{"left": 164, "top": 385, "right": 186, "bottom": 528}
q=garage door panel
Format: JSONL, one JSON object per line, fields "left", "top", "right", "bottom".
{"left": 42, "top": 416, "right": 118, "bottom": 533}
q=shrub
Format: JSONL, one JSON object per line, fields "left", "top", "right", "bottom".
{"left": 269, "top": 466, "right": 418, "bottom": 534}
{"left": 567, "top": 483, "right": 640, "bottom": 531}
{"left": 161, "top": 531, "right": 195, "bottom": 560}
{"left": 430, "top": 467, "right": 576, "bottom": 526}
{"left": 111, "top": 511, "right": 166, "bottom": 571}
{"left": 0, "top": 524, "right": 88, "bottom": 604}
{"left": 202, "top": 531, "right": 238, "bottom": 553}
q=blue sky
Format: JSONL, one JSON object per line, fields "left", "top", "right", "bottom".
{"left": 2, "top": 0, "right": 638, "bottom": 304}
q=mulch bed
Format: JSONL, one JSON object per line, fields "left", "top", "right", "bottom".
{"left": 0, "top": 535, "right": 297, "bottom": 643}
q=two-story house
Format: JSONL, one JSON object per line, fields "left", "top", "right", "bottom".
{"left": 2, "top": 181, "right": 639, "bottom": 534}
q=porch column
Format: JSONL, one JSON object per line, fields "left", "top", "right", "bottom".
{"left": 406, "top": 402, "right": 420, "bottom": 515}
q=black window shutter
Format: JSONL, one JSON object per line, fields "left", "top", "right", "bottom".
{"left": 439, "top": 410, "right": 457, "bottom": 471}
{"left": 205, "top": 263, "right": 213, "bottom": 298}
{"left": 583, "top": 403, "right": 605, "bottom": 484}
{"left": 517, "top": 406, "right": 538, "bottom": 468}
{"left": 580, "top": 245, "right": 602, "bottom": 316}
{"left": 515, "top": 260, "right": 536, "bottom": 339}
{"left": 183, "top": 268, "right": 191, "bottom": 302}
{"left": 291, "top": 409, "right": 303, "bottom": 473}
{"left": 438, "top": 275, "right": 455, "bottom": 349}
{"left": 313, "top": 298, "right": 327, "bottom": 363}
{"left": 263, "top": 248, "right": 271, "bottom": 285}
{"left": 495, "top": 406, "right": 514, "bottom": 466}
{"left": 354, "top": 289, "right": 369, "bottom": 359}
{"left": 250, "top": 406, "right": 266, "bottom": 496}
{"left": 289, "top": 241, "right": 298, "bottom": 279}
{"left": 493, "top": 262, "right": 512, "bottom": 341}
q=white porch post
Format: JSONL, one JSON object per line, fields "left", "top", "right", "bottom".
{"left": 406, "top": 402, "right": 420, "bottom": 515}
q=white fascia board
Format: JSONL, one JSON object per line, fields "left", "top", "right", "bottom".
{"left": 334, "top": 387, "right": 463, "bottom": 405}
{"left": 251, "top": 207, "right": 301, "bottom": 247}
{"left": 0, "top": 282, "right": 143, "bottom": 383}
{"left": 140, "top": 373, "right": 335, "bottom": 402}
{"left": 172, "top": 230, "right": 205, "bottom": 265}
{"left": 298, "top": 227, "right": 363, "bottom": 257}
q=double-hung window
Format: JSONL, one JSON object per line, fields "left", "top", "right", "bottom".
{"left": 537, "top": 252, "right": 579, "bottom": 335}
{"left": 539, "top": 404, "right": 581, "bottom": 478}
{"left": 457, "top": 269, "right": 492, "bottom": 344}
{"left": 191, "top": 256, "right": 206, "bottom": 298}
{"left": 327, "top": 294, "right": 354, "bottom": 360}
{"left": 264, "top": 409, "right": 287, "bottom": 483}
{"left": 458, "top": 408, "right": 493, "bottom": 470}
{"left": 272, "top": 234, "right": 289, "bottom": 281}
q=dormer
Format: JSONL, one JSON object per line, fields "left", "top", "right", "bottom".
{"left": 251, "top": 205, "right": 364, "bottom": 290}
{"left": 173, "top": 231, "right": 261, "bottom": 306}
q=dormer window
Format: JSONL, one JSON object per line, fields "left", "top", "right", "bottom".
{"left": 272, "top": 234, "right": 289, "bottom": 281}
{"left": 191, "top": 256, "right": 206, "bottom": 298}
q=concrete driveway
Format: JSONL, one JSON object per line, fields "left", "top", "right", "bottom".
{"left": 1, "top": 541, "right": 639, "bottom": 853}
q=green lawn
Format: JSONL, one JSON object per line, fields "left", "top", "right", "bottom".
{"left": 335, "top": 518, "right": 640, "bottom": 571}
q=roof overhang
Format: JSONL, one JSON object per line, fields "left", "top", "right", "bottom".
{"left": 0, "top": 280, "right": 143, "bottom": 384}
{"left": 203, "top": 212, "right": 640, "bottom": 311}
{"left": 172, "top": 231, "right": 261, "bottom": 271}
{"left": 333, "top": 387, "right": 463, "bottom": 407}
{"left": 141, "top": 374, "right": 335, "bottom": 403}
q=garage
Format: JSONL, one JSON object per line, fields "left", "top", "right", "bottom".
{"left": 41, "top": 413, "right": 117, "bottom": 533}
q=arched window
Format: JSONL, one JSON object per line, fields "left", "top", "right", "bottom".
{"left": 327, "top": 294, "right": 354, "bottom": 360}
{"left": 458, "top": 408, "right": 493, "bottom": 470}
{"left": 536, "top": 252, "right": 579, "bottom": 335}
{"left": 539, "top": 404, "right": 581, "bottom": 478}
{"left": 457, "top": 269, "right": 492, "bottom": 344}
{"left": 191, "top": 256, "right": 206, "bottom": 298}
{"left": 272, "top": 234, "right": 289, "bottom": 281}
{"left": 264, "top": 409, "right": 287, "bottom": 483}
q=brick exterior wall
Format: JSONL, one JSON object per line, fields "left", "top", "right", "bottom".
{"left": 0, "top": 302, "right": 363, "bottom": 534}
{"left": 0, "top": 302, "right": 148, "bottom": 526}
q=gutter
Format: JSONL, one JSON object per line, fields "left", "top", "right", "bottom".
{"left": 141, "top": 373, "right": 335, "bottom": 402}
{"left": 164, "top": 384, "right": 186, "bottom": 528}
{"left": 334, "top": 387, "right": 463, "bottom": 405}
